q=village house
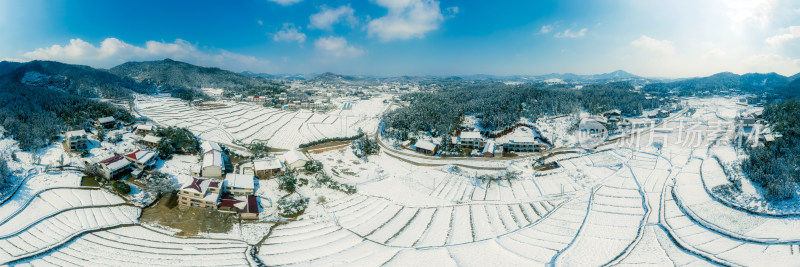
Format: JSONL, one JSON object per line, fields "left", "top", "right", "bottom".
{"left": 459, "top": 131, "right": 484, "bottom": 149}
{"left": 64, "top": 130, "right": 89, "bottom": 152}
{"left": 224, "top": 174, "right": 256, "bottom": 196}
{"left": 178, "top": 177, "right": 222, "bottom": 210}
{"left": 280, "top": 150, "right": 309, "bottom": 171}
{"left": 498, "top": 127, "right": 545, "bottom": 153}
{"left": 201, "top": 150, "right": 225, "bottom": 178}
{"left": 124, "top": 149, "right": 157, "bottom": 170}
{"left": 134, "top": 124, "right": 155, "bottom": 135}
{"left": 603, "top": 109, "right": 622, "bottom": 122}
{"left": 96, "top": 155, "right": 131, "bottom": 180}
{"left": 414, "top": 140, "right": 439, "bottom": 155}
{"left": 253, "top": 158, "right": 284, "bottom": 178}
{"left": 218, "top": 194, "right": 259, "bottom": 220}
{"left": 96, "top": 116, "right": 116, "bottom": 129}
{"left": 141, "top": 134, "right": 162, "bottom": 147}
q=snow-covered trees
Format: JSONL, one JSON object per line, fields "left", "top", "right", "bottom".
{"left": 277, "top": 171, "right": 298, "bottom": 193}
{"left": 742, "top": 99, "right": 800, "bottom": 201}
{"left": 304, "top": 160, "right": 323, "bottom": 173}
{"left": 0, "top": 157, "right": 8, "bottom": 189}
{"left": 382, "top": 81, "right": 661, "bottom": 141}
{"left": 154, "top": 127, "right": 200, "bottom": 157}
{"left": 277, "top": 196, "right": 309, "bottom": 217}
{"left": 142, "top": 172, "right": 177, "bottom": 197}
{"left": 351, "top": 134, "right": 380, "bottom": 159}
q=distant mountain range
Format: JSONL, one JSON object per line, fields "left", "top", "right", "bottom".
{"left": 642, "top": 71, "right": 799, "bottom": 96}
{"left": 533, "top": 70, "right": 642, "bottom": 81}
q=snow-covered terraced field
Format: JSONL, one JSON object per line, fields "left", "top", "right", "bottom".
{"left": 664, "top": 184, "right": 800, "bottom": 266}
{"left": 0, "top": 188, "right": 126, "bottom": 239}
{"left": 324, "top": 195, "right": 565, "bottom": 247}
{"left": 16, "top": 226, "right": 251, "bottom": 266}
{"left": 0, "top": 205, "right": 140, "bottom": 264}
{"left": 135, "top": 95, "right": 388, "bottom": 149}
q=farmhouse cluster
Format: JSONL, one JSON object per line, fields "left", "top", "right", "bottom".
{"left": 408, "top": 125, "right": 552, "bottom": 157}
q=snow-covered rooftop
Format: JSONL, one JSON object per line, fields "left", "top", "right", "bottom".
{"left": 496, "top": 127, "right": 537, "bottom": 144}
{"left": 97, "top": 116, "right": 115, "bottom": 123}
{"left": 460, "top": 131, "right": 483, "bottom": 140}
{"left": 142, "top": 134, "right": 162, "bottom": 143}
{"left": 99, "top": 155, "right": 130, "bottom": 172}
{"left": 65, "top": 130, "right": 87, "bottom": 137}
{"left": 280, "top": 150, "right": 308, "bottom": 165}
{"left": 225, "top": 174, "right": 255, "bottom": 190}
{"left": 124, "top": 149, "right": 156, "bottom": 165}
{"left": 253, "top": 158, "right": 283, "bottom": 171}
{"left": 201, "top": 141, "right": 222, "bottom": 154}
{"left": 135, "top": 124, "right": 155, "bottom": 131}
{"left": 415, "top": 140, "right": 437, "bottom": 151}
{"left": 202, "top": 151, "right": 224, "bottom": 168}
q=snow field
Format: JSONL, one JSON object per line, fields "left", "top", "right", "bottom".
{"left": 0, "top": 188, "right": 125, "bottom": 237}
{"left": 136, "top": 96, "right": 388, "bottom": 149}
{"left": 0, "top": 205, "right": 140, "bottom": 264}
{"left": 258, "top": 219, "right": 401, "bottom": 266}
{"left": 323, "top": 195, "right": 564, "bottom": 248}
{"left": 19, "top": 225, "right": 249, "bottom": 267}
{"left": 554, "top": 174, "right": 646, "bottom": 266}
{"left": 663, "top": 185, "right": 800, "bottom": 266}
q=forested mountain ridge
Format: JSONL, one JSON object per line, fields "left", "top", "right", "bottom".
{"left": 110, "top": 59, "right": 285, "bottom": 98}
{"left": 0, "top": 60, "right": 156, "bottom": 99}
{"left": 0, "top": 66, "right": 136, "bottom": 150}
{"left": 643, "top": 72, "right": 791, "bottom": 96}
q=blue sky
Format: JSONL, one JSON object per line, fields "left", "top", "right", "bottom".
{"left": 1, "top": 0, "right": 799, "bottom": 77}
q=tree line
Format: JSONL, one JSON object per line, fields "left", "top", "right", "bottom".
{"left": 742, "top": 98, "right": 800, "bottom": 200}
{"left": 382, "top": 81, "right": 661, "bottom": 140}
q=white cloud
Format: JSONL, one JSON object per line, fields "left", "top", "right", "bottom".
{"left": 766, "top": 25, "right": 800, "bottom": 46}
{"left": 445, "top": 6, "right": 459, "bottom": 18}
{"left": 21, "top": 38, "right": 270, "bottom": 72}
{"left": 273, "top": 23, "right": 306, "bottom": 44}
{"left": 554, "top": 28, "right": 587, "bottom": 38}
{"left": 540, "top": 25, "right": 553, "bottom": 34}
{"left": 314, "top": 36, "right": 363, "bottom": 57}
{"left": 367, "top": 0, "right": 446, "bottom": 41}
{"left": 267, "top": 0, "right": 302, "bottom": 6}
{"left": 258, "top": 19, "right": 263, "bottom": 26}
{"left": 309, "top": 5, "right": 357, "bottom": 30}
{"left": 630, "top": 35, "right": 675, "bottom": 55}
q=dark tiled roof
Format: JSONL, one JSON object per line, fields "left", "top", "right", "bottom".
{"left": 244, "top": 196, "right": 259, "bottom": 214}
{"left": 99, "top": 155, "right": 125, "bottom": 164}
{"left": 183, "top": 177, "right": 204, "bottom": 193}
{"left": 219, "top": 194, "right": 243, "bottom": 208}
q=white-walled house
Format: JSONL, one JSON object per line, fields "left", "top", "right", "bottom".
{"left": 224, "top": 174, "right": 255, "bottom": 196}
{"left": 201, "top": 150, "right": 225, "bottom": 178}
{"left": 279, "top": 150, "right": 309, "bottom": 171}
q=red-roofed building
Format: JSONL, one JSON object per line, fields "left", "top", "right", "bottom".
{"left": 124, "top": 149, "right": 157, "bottom": 170}
{"left": 95, "top": 155, "right": 131, "bottom": 180}
{"left": 218, "top": 194, "right": 259, "bottom": 220}
{"left": 178, "top": 177, "right": 222, "bottom": 210}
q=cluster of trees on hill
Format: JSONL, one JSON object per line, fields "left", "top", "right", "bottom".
{"left": 0, "top": 80, "right": 134, "bottom": 150}
{"left": 153, "top": 127, "right": 200, "bottom": 157}
{"left": 383, "top": 81, "right": 661, "bottom": 140}
{"left": 110, "top": 59, "right": 286, "bottom": 100}
{"left": 742, "top": 98, "right": 800, "bottom": 200}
